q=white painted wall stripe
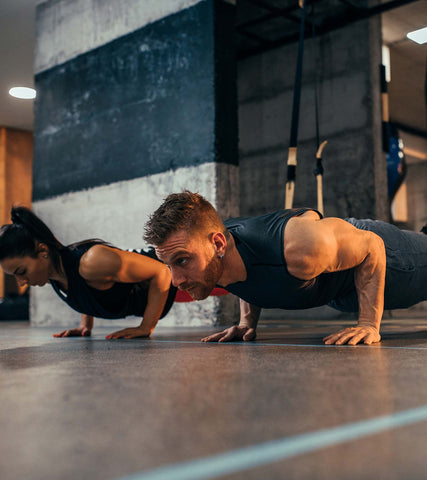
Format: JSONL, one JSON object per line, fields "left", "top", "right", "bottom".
{"left": 35, "top": 0, "right": 204, "bottom": 73}
{"left": 116, "top": 405, "right": 427, "bottom": 480}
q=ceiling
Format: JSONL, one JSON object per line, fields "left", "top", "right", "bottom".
{"left": 0, "top": 0, "right": 426, "bottom": 140}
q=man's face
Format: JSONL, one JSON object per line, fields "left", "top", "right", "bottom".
{"left": 155, "top": 230, "right": 223, "bottom": 300}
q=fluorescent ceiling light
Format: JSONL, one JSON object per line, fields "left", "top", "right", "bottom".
{"left": 407, "top": 26, "right": 427, "bottom": 44}
{"left": 9, "top": 87, "right": 36, "bottom": 99}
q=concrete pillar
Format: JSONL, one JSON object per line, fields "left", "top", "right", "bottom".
{"left": 238, "top": 12, "right": 388, "bottom": 221}
{"left": 32, "top": 0, "right": 239, "bottom": 327}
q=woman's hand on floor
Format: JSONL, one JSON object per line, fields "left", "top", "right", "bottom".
{"left": 53, "top": 326, "right": 91, "bottom": 338}
{"left": 106, "top": 326, "right": 151, "bottom": 340}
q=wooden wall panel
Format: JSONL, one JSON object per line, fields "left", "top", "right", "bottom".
{"left": 0, "top": 127, "right": 33, "bottom": 298}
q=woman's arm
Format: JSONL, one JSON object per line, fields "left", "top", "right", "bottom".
{"left": 79, "top": 245, "right": 172, "bottom": 339}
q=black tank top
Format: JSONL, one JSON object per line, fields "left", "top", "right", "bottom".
{"left": 223, "top": 209, "right": 355, "bottom": 309}
{"left": 50, "top": 242, "right": 177, "bottom": 319}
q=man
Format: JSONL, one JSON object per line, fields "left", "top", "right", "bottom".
{"left": 144, "top": 191, "right": 427, "bottom": 346}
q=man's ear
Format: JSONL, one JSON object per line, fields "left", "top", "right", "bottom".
{"left": 211, "top": 232, "right": 227, "bottom": 257}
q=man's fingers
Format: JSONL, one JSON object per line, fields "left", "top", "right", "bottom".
{"left": 364, "top": 332, "right": 381, "bottom": 345}
{"left": 324, "top": 327, "right": 380, "bottom": 346}
{"left": 218, "top": 328, "right": 237, "bottom": 342}
{"left": 347, "top": 332, "right": 367, "bottom": 345}
{"left": 201, "top": 326, "right": 254, "bottom": 343}
{"left": 324, "top": 328, "right": 355, "bottom": 345}
{"left": 202, "top": 327, "right": 239, "bottom": 343}
{"left": 323, "top": 333, "right": 342, "bottom": 344}
{"left": 201, "top": 330, "right": 229, "bottom": 342}
{"left": 243, "top": 329, "right": 256, "bottom": 341}
{"left": 335, "top": 333, "right": 354, "bottom": 345}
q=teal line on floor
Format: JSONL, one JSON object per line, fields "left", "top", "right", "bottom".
{"left": 116, "top": 405, "right": 427, "bottom": 480}
{"left": 150, "top": 339, "right": 427, "bottom": 351}
{"left": 1, "top": 334, "right": 427, "bottom": 350}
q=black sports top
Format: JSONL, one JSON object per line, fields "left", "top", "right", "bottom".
{"left": 223, "top": 209, "right": 355, "bottom": 309}
{"left": 50, "top": 242, "right": 177, "bottom": 319}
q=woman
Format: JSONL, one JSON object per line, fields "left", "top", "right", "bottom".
{"left": 0, "top": 206, "right": 226, "bottom": 339}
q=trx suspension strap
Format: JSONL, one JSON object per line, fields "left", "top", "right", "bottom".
{"left": 314, "top": 140, "right": 327, "bottom": 215}
{"left": 311, "top": 1, "right": 327, "bottom": 215}
{"left": 285, "top": 0, "right": 307, "bottom": 209}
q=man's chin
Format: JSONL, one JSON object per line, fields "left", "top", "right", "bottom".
{"left": 186, "top": 288, "right": 211, "bottom": 301}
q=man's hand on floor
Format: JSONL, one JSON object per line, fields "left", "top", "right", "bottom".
{"left": 323, "top": 325, "right": 381, "bottom": 345}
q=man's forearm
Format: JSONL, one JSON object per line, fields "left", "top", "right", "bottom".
{"left": 354, "top": 232, "right": 386, "bottom": 330}
{"left": 239, "top": 299, "right": 261, "bottom": 329}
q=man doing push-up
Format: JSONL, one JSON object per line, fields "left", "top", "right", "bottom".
{"left": 144, "top": 191, "right": 427, "bottom": 346}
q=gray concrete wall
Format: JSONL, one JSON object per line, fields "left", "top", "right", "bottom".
{"left": 238, "top": 17, "right": 388, "bottom": 220}
{"left": 32, "top": 0, "right": 240, "bottom": 328}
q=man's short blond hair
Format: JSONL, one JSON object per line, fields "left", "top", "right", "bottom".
{"left": 144, "top": 191, "right": 228, "bottom": 246}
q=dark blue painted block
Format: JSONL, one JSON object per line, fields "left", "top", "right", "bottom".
{"left": 34, "top": 0, "right": 237, "bottom": 200}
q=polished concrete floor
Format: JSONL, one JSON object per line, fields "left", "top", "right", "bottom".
{"left": 1, "top": 317, "right": 427, "bottom": 480}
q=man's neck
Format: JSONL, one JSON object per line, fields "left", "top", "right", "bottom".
{"left": 217, "top": 234, "right": 247, "bottom": 287}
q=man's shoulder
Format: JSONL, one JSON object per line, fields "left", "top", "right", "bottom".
{"left": 225, "top": 209, "right": 317, "bottom": 264}
{"left": 224, "top": 208, "right": 319, "bottom": 232}
{"left": 225, "top": 210, "right": 282, "bottom": 227}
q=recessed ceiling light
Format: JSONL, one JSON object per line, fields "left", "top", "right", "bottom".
{"left": 8, "top": 87, "right": 36, "bottom": 99}
{"left": 407, "top": 26, "right": 427, "bottom": 44}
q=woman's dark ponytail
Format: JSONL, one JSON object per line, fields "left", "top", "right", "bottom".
{"left": 10, "top": 209, "right": 21, "bottom": 225}
{"left": 0, "top": 206, "right": 64, "bottom": 272}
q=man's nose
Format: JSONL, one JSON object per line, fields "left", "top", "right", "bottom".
{"left": 170, "top": 268, "right": 186, "bottom": 288}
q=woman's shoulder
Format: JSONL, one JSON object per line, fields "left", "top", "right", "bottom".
{"left": 78, "top": 243, "right": 122, "bottom": 281}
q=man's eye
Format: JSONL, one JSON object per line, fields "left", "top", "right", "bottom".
{"left": 176, "top": 258, "right": 188, "bottom": 266}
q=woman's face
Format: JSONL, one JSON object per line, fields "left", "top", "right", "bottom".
{"left": 0, "top": 252, "right": 51, "bottom": 288}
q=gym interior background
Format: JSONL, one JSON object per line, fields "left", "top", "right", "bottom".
{"left": 0, "top": 0, "right": 425, "bottom": 326}
{"left": 0, "top": 2, "right": 427, "bottom": 480}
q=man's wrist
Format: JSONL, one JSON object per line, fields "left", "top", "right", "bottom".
{"left": 357, "top": 319, "right": 380, "bottom": 330}
{"left": 239, "top": 321, "right": 255, "bottom": 330}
